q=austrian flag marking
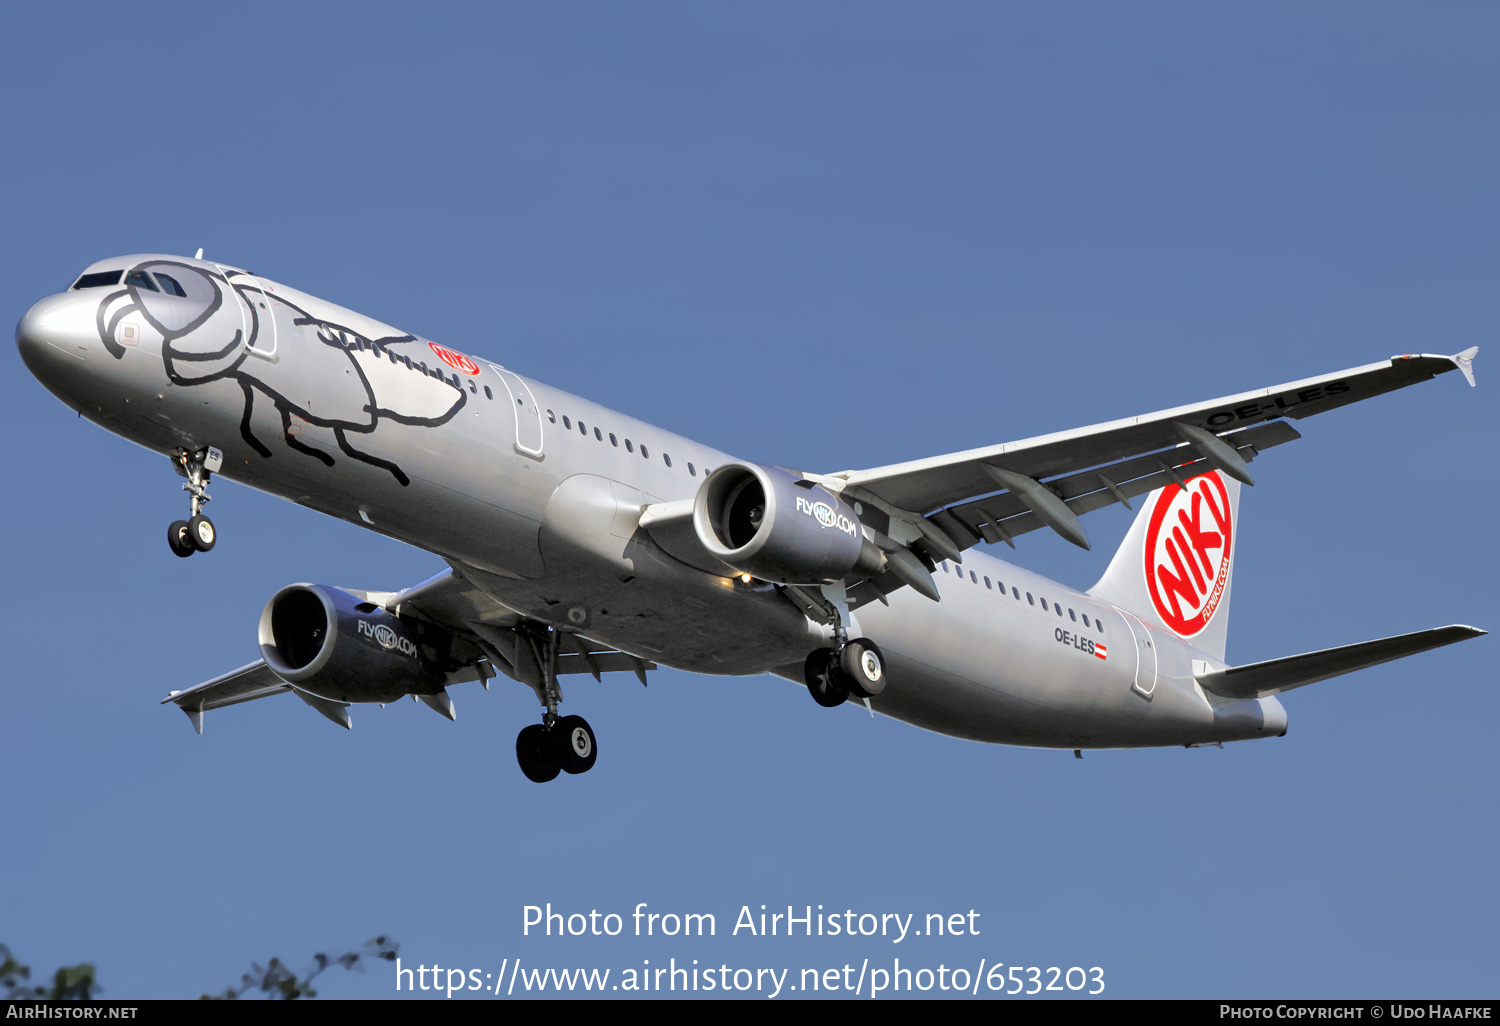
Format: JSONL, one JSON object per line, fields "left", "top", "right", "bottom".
{"left": 428, "top": 342, "right": 480, "bottom": 376}
{"left": 1143, "top": 471, "right": 1233, "bottom": 638}
{"left": 1094, "top": 643, "right": 1108, "bottom": 661}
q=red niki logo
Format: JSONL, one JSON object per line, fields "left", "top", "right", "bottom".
{"left": 428, "top": 342, "right": 480, "bottom": 376}
{"left": 1144, "top": 471, "right": 1233, "bottom": 638}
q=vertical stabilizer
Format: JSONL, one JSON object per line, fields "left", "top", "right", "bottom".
{"left": 1087, "top": 471, "right": 1241, "bottom": 662}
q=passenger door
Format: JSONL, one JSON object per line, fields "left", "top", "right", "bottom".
{"left": 1118, "top": 608, "right": 1158, "bottom": 699}
{"left": 489, "top": 365, "right": 544, "bottom": 459}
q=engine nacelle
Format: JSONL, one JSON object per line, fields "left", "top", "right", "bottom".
{"left": 258, "top": 584, "right": 448, "bottom": 704}
{"left": 692, "top": 462, "right": 884, "bottom": 585}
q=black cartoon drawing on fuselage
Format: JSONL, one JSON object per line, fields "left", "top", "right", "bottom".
{"left": 93, "top": 260, "right": 467, "bottom": 485}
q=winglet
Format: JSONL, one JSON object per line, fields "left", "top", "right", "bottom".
{"left": 182, "top": 706, "right": 205, "bottom": 735}
{"left": 1452, "top": 346, "right": 1478, "bottom": 387}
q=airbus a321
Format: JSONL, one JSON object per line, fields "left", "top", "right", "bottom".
{"left": 15, "top": 254, "right": 1485, "bottom": 781}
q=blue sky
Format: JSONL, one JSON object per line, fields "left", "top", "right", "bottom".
{"left": 1, "top": 2, "right": 1495, "bottom": 1000}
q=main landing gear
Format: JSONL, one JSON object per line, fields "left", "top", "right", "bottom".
{"left": 167, "top": 446, "right": 223, "bottom": 558}
{"left": 512, "top": 624, "right": 600, "bottom": 783}
{"left": 798, "top": 583, "right": 888, "bottom": 708}
{"left": 804, "top": 637, "right": 887, "bottom": 707}
{"left": 516, "top": 715, "right": 599, "bottom": 784}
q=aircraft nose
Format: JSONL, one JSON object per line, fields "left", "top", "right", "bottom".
{"left": 17, "top": 292, "right": 96, "bottom": 391}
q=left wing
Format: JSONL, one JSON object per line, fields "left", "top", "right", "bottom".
{"left": 822, "top": 349, "right": 1476, "bottom": 607}
{"left": 162, "top": 661, "right": 290, "bottom": 734}
{"left": 162, "top": 566, "right": 653, "bottom": 732}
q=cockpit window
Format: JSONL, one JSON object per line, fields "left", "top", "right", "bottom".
{"left": 73, "top": 270, "right": 122, "bottom": 289}
{"left": 125, "top": 270, "right": 160, "bottom": 292}
{"left": 154, "top": 272, "right": 188, "bottom": 297}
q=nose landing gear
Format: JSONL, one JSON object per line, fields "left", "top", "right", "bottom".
{"left": 166, "top": 447, "right": 221, "bottom": 558}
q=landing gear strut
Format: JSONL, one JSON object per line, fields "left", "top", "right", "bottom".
{"left": 512, "top": 624, "right": 599, "bottom": 783}
{"left": 166, "top": 446, "right": 222, "bottom": 558}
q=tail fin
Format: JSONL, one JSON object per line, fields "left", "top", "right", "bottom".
{"left": 1087, "top": 471, "right": 1241, "bottom": 662}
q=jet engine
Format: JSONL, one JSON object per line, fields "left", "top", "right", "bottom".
{"left": 258, "top": 584, "right": 448, "bottom": 703}
{"left": 692, "top": 462, "right": 884, "bottom": 585}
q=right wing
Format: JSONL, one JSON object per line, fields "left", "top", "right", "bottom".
{"left": 822, "top": 349, "right": 1477, "bottom": 609}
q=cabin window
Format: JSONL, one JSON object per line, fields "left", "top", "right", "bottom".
{"left": 484, "top": 386, "right": 493, "bottom": 400}
{"left": 72, "top": 270, "right": 122, "bottom": 289}
{"left": 663, "top": 454, "right": 672, "bottom": 468}
{"left": 1082, "top": 614, "right": 1090, "bottom": 628}
{"left": 1040, "top": 598, "right": 1048, "bottom": 611}
{"left": 595, "top": 427, "right": 603, "bottom": 441}
{"left": 1026, "top": 592, "right": 1034, "bottom": 605}
{"left": 579, "top": 421, "right": 587, "bottom": 435}
{"left": 610, "top": 433, "right": 619, "bottom": 447}
{"left": 688, "top": 463, "right": 696, "bottom": 476}
{"left": 562, "top": 416, "right": 571, "bottom": 430}
{"left": 1056, "top": 604, "right": 1064, "bottom": 617}
{"left": 641, "top": 445, "right": 650, "bottom": 459}
{"left": 1069, "top": 608, "right": 1077, "bottom": 622}
{"left": 969, "top": 571, "right": 977, "bottom": 583}
{"left": 984, "top": 577, "right": 991, "bottom": 589}
{"left": 546, "top": 409, "right": 555, "bottom": 422}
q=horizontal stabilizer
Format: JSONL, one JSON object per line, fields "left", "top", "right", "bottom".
{"left": 1196, "top": 625, "right": 1486, "bottom": 699}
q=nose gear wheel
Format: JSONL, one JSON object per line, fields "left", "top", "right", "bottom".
{"left": 167, "top": 520, "right": 196, "bottom": 558}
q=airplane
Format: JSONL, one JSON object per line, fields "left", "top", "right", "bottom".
{"left": 15, "top": 253, "right": 1486, "bottom": 782}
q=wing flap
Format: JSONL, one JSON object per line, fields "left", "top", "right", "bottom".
{"left": 1195, "top": 625, "right": 1486, "bottom": 700}
{"left": 933, "top": 420, "right": 1298, "bottom": 553}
